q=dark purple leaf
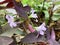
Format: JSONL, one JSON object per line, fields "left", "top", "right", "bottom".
{"left": 20, "top": 31, "right": 46, "bottom": 43}
{"left": 13, "top": 0, "right": 31, "bottom": 19}
{"left": 24, "top": 6, "right": 31, "bottom": 12}
{"left": 46, "top": 28, "right": 60, "bottom": 45}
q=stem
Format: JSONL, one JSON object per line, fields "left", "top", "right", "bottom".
{"left": 46, "top": 4, "right": 55, "bottom": 40}
{"left": 47, "top": 4, "right": 55, "bottom": 25}
{"left": 0, "top": 25, "right": 3, "bottom": 34}
{"left": 28, "top": 24, "right": 35, "bottom": 33}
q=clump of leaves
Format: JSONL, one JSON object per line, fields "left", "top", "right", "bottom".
{"left": 0, "top": 0, "right": 60, "bottom": 45}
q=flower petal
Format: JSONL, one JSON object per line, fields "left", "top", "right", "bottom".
{"left": 9, "top": 22, "right": 17, "bottom": 28}
{"left": 39, "top": 30, "right": 44, "bottom": 35}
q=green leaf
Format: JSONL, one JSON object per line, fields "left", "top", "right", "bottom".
{"left": 22, "top": 0, "right": 44, "bottom": 7}
{"left": 0, "top": 28, "right": 25, "bottom": 37}
{"left": 52, "top": 13, "right": 60, "bottom": 21}
{"left": 54, "top": 1, "right": 60, "bottom": 5}
{"left": 22, "top": 0, "right": 29, "bottom": 6}
{"left": 52, "top": 16, "right": 59, "bottom": 21}
{"left": 43, "top": 10, "right": 49, "bottom": 24}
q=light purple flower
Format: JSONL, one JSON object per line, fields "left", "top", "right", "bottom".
{"left": 35, "top": 22, "right": 46, "bottom": 35}
{"left": 6, "top": 15, "right": 17, "bottom": 28}
{"left": 29, "top": 8, "right": 38, "bottom": 18}
{"left": 6, "top": 15, "right": 14, "bottom": 23}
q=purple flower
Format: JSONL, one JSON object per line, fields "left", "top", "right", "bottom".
{"left": 29, "top": 8, "right": 38, "bottom": 18}
{"left": 6, "top": 15, "right": 17, "bottom": 28}
{"left": 35, "top": 22, "right": 46, "bottom": 35}
{"left": 6, "top": 15, "right": 14, "bottom": 23}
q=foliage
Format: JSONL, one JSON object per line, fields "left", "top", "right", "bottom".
{"left": 0, "top": 0, "right": 60, "bottom": 45}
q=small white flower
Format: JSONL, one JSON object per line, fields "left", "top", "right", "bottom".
{"left": 6, "top": 9, "right": 17, "bottom": 14}
{"left": 35, "top": 19, "right": 38, "bottom": 22}
{"left": 53, "top": 5, "right": 60, "bottom": 12}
